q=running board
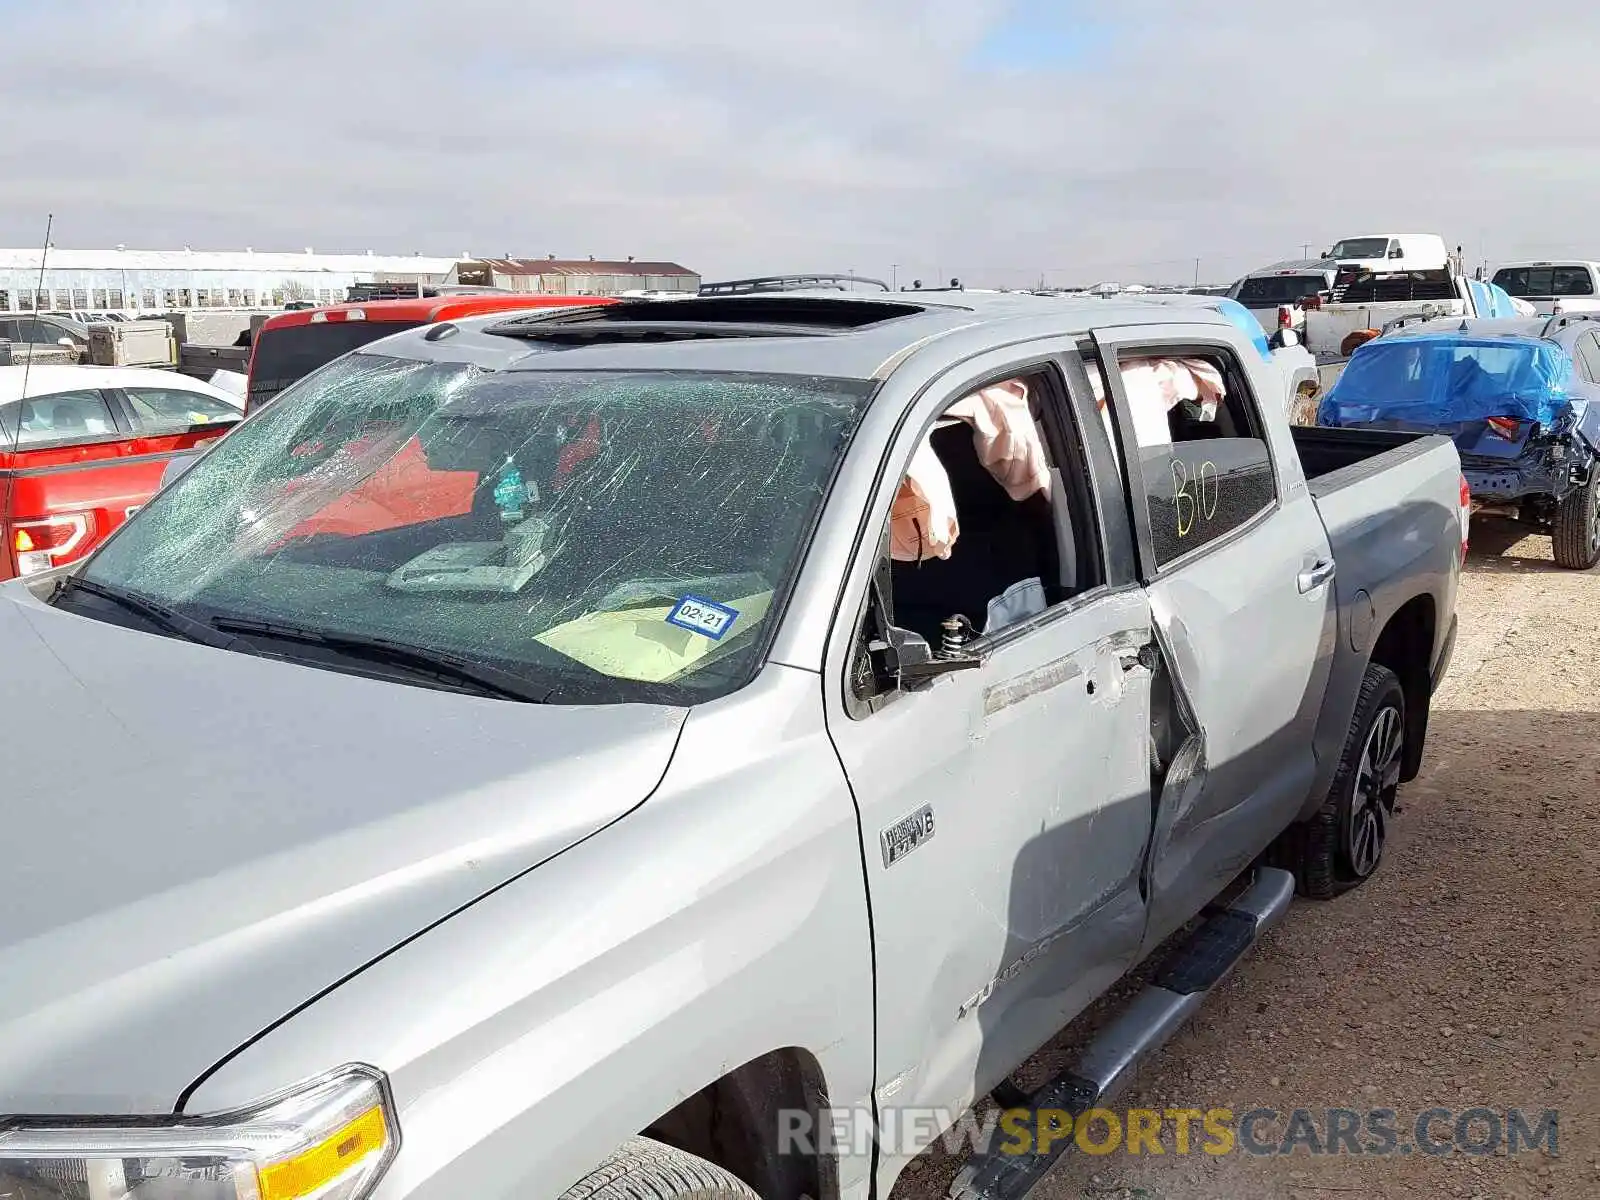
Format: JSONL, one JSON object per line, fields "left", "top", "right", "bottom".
{"left": 949, "top": 868, "right": 1296, "bottom": 1200}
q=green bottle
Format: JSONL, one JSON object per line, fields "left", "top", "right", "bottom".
{"left": 493, "top": 458, "right": 526, "bottom": 524}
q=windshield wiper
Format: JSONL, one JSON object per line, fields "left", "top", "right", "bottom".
{"left": 208, "top": 616, "right": 550, "bottom": 702}
{"left": 55, "top": 577, "right": 258, "bottom": 654}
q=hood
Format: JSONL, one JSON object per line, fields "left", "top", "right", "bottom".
{"left": 0, "top": 585, "right": 685, "bottom": 1114}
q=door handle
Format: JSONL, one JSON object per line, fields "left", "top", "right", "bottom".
{"left": 1297, "top": 558, "right": 1336, "bottom": 593}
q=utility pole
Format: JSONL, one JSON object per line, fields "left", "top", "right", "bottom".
{"left": 1302, "top": 243, "right": 1312, "bottom": 258}
{"left": 1193, "top": 258, "right": 1201, "bottom": 288}
{"left": 891, "top": 264, "right": 898, "bottom": 291}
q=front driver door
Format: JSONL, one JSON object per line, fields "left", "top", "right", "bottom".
{"left": 822, "top": 348, "right": 1154, "bottom": 1178}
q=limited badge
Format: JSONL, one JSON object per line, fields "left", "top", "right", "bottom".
{"left": 880, "top": 803, "right": 935, "bottom": 867}
{"left": 666, "top": 595, "right": 739, "bottom": 641}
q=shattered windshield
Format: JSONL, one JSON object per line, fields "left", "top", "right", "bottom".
{"left": 76, "top": 353, "right": 872, "bottom": 704}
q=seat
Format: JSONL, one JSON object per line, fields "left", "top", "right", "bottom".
{"left": 48, "top": 403, "right": 88, "bottom": 434}
{"left": 890, "top": 421, "right": 1059, "bottom": 646}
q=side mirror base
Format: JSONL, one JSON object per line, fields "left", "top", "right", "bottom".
{"left": 868, "top": 623, "right": 983, "bottom": 692}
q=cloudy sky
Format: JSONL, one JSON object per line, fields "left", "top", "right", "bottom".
{"left": 0, "top": 0, "right": 1593, "bottom": 287}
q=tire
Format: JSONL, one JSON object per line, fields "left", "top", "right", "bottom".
{"left": 1269, "top": 663, "right": 1405, "bottom": 900}
{"left": 1551, "top": 471, "right": 1600, "bottom": 570}
{"left": 562, "top": 1137, "right": 761, "bottom": 1200}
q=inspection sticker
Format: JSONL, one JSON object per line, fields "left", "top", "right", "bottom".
{"left": 666, "top": 595, "right": 740, "bottom": 641}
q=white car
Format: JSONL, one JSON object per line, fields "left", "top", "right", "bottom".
{"left": 0, "top": 363, "right": 242, "bottom": 417}
{"left": 0, "top": 364, "right": 241, "bottom": 475}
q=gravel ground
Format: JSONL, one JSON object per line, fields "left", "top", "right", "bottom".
{"left": 892, "top": 518, "right": 1600, "bottom": 1200}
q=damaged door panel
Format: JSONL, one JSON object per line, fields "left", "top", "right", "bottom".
{"left": 1136, "top": 621, "right": 1210, "bottom": 938}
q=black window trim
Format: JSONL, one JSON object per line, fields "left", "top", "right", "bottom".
{"left": 1085, "top": 330, "right": 1283, "bottom": 584}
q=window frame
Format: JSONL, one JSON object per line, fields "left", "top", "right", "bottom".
{"left": 1551, "top": 265, "right": 1596, "bottom": 297}
{"left": 841, "top": 347, "right": 1137, "bottom": 720}
{"left": 22, "top": 318, "right": 75, "bottom": 346}
{"left": 1085, "top": 329, "right": 1283, "bottom": 583}
{"left": 1575, "top": 331, "right": 1600, "bottom": 384}
{"left": 112, "top": 385, "right": 243, "bottom": 437}
{"left": 2, "top": 387, "right": 132, "bottom": 451}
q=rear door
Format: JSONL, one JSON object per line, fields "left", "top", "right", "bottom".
{"left": 1091, "top": 324, "right": 1338, "bottom": 948}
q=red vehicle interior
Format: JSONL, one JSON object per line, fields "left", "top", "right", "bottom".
{"left": 0, "top": 295, "right": 622, "bottom": 582}
{"left": 245, "top": 294, "right": 617, "bottom": 414}
{"left": 247, "top": 294, "right": 617, "bottom": 538}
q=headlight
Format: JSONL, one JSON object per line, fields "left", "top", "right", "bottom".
{"left": 0, "top": 1064, "right": 398, "bottom": 1200}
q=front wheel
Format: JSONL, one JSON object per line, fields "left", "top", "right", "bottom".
{"left": 1269, "top": 663, "right": 1405, "bottom": 900}
{"left": 1552, "top": 471, "right": 1600, "bottom": 569}
{"left": 562, "top": 1138, "right": 760, "bottom": 1200}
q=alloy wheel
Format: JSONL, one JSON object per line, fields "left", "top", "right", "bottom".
{"left": 1349, "top": 705, "right": 1403, "bottom": 877}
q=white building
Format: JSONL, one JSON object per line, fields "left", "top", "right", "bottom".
{"left": 455, "top": 257, "right": 699, "bottom": 295}
{"left": 0, "top": 247, "right": 460, "bottom": 315}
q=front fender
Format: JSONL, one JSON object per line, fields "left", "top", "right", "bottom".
{"left": 184, "top": 665, "right": 877, "bottom": 1200}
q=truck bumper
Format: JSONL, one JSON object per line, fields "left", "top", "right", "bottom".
{"left": 1431, "top": 613, "right": 1458, "bottom": 695}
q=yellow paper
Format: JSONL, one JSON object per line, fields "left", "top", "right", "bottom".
{"left": 535, "top": 591, "right": 773, "bottom": 683}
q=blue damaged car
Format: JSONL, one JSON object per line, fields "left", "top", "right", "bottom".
{"left": 1319, "top": 313, "right": 1600, "bottom": 568}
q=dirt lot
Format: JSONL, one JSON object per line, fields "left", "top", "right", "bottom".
{"left": 894, "top": 519, "right": 1600, "bottom": 1200}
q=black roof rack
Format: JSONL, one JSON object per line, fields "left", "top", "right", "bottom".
{"left": 697, "top": 274, "right": 890, "bottom": 296}
{"left": 1539, "top": 312, "right": 1600, "bottom": 337}
{"left": 344, "top": 283, "right": 513, "bottom": 302}
{"left": 899, "top": 277, "right": 965, "bottom": 292}
{"left": 1379, "top": 312, "right": 1438, "bottom": 335}
{"left": 484, "top": 294, "right": 927, "bottom": 343}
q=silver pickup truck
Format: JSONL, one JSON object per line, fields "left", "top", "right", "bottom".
{"left": 0, "top": 293, "right": 1466, "bottom": 1200}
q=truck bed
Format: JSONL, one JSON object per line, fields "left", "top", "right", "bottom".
{"left": 1291, "top": 425, "right": 1450, "bottom": 496}
{"left": 1295, "top": 423, "right": 1463, "bottom": 813}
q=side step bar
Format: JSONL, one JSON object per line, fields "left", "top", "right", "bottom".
{"left": 949, "top": 868, "right": 1297, "bottom": 1200}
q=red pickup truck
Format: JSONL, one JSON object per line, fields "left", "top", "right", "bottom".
{"left": 140, "top": 293, "right": 625, "bottom": 545}
{"left": 0, "top": 365, "right": 243, "bottom": 580}
{"left": 244, "top": 293, "right": 618, "bottom": 413}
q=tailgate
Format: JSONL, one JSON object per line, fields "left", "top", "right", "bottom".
{"left": 1305, "top": 300, "right": 1466, "bottom": 354}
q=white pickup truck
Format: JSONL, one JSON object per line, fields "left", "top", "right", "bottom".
{"left": 1489, "top": 261, "right": 1600, "bottom": 316}
{"left": 1304, "top": 264, "right": 1486, "bottom": 395}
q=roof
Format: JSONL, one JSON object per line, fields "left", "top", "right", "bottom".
{"left": 0, "top": 364, "right": 241, "bottom": 405}
{"left": 1490, "top": 259, "right": 1600, "bottom": 269}
{"left": 1388, "top": 317, "right": 1546, "bottom": 338}
{"left": 351, "top": 291, "right": 1239, "bottom": 383}
{"left": 467, "top": 258, "right": 697, "bottom": 278}
{"left": 0, "top": 247, "right": 460, "bottom": 275}
{"left": 1370, "top": 329, "right": 1550, "bottom": 348}
{"left": 1243, "top": 259, "right": 1334, "bottom": 276}
{"left": 1388, "top": 314, "right": 1600, "bottom": 345}
{"left": 257, "top": 293, "right": 617, "bottom": 334}
{"left": 1335, "top": 233, "right": 1442, "bottom": 242}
